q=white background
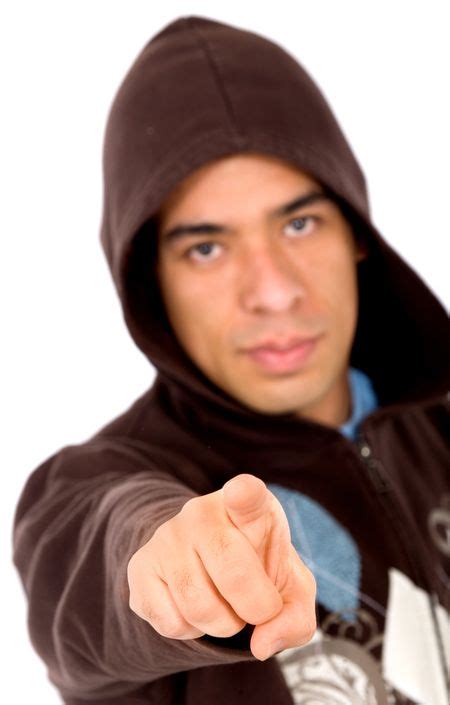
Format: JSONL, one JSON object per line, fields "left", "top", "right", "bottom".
{"left": 2, "top": 1, "right": 449, "bottom": 701}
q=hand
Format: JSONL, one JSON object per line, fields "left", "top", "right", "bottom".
{"left": 127, "top": 473, "right": 316, "bottom": 661}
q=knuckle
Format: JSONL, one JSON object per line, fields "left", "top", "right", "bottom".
{"left": 180, "top": 495, "right": 208, "bottom": 523}
{"left": 160, "top": 620, "right": 193, "bottom": 639}
{"left": 208, "top": 528, "right": 234, "bottom": 558}
{"left": 138, "top": 597, "right": 187, "bottom": 637}
{"left": 221, "top": 560, "right": 249, "bottom": 588}
{"left": 131, "top": 594, "right": 158, "bottom": 622}
{"left": 183, "top": 494, "right": 205, "bottom": 510}
{"left": 170, "top": 569, "right": 222, "bottom": 626}
{"left": 184, "top": 599, "right": 218, "bottom": 625}
{"left": 172, "top": 566, "right": 195, "bottom": 598}
{"left": 179, "top": 496, "right": 197, "bottom": 517}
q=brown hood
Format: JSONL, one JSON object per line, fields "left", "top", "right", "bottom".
{"left": 99, "top": 14, "right": 449, "bottom": 418}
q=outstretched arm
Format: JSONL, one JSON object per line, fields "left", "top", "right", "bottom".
{"left": 12, "top": 439, "right": 257, "bottom": 702}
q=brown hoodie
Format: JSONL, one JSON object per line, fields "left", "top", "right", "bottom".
{"left": 13, "top": 14, "right": 450, "bottom": 705}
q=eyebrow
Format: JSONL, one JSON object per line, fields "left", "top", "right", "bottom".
{"left": 159, "top": 189, "right": 330, "bottom": 246}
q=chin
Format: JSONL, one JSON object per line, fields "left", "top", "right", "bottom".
{"left": 234, "top": 390, "right": 308, "bottom": 416}
{"left": 220, "top": 368, "right": 319, "bottom": 416}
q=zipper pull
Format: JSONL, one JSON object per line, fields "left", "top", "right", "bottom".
{"left": 355, "top": 435, "right": 391, "bottom": 493}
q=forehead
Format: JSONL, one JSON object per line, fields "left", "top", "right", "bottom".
{"left": 157, "top": 152, "right": 322, "bottom": 220}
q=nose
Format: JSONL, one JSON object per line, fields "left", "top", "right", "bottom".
{"left": 239, "top": 243, "right": 305, "bottom": 314}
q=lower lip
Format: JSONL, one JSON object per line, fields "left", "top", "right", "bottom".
{"left": 245, "top": 337, "right": 320, "bottom": 374}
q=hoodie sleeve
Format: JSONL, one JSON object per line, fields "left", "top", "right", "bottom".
{"left": 12, "top": 440, "right": 256, "bottom": 702}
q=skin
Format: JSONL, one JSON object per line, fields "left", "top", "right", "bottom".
{"left": 128, "top": 473, "right": 317, "bottom": 661}
{"left": 128, "top": 153, "right": 368, "bottom": 660}
{"left": 155, "top": 152, "right": 367, "bottom": 428}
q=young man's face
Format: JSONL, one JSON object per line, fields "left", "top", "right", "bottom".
{"left": 155, "top": 153, "right": 367, "bottom": 427}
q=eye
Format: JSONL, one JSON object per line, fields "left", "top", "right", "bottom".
{"left": 185, "top": 241, "right": 222, "bottom": 262}
{"left": 284, "top": 216, "right": 316, "bottom": 238}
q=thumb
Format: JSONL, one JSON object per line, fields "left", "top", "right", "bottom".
{"left": 222, "top": 474, "right": 271, "bottom": 551}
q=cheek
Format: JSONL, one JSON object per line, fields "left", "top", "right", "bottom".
{"left": 327, "top": 258, "right": 359, "bottom": 333}
{"left": 308, "top": 245, "right": 358, "bottom": 328}
{"left": 160, "top": 267, "right": 231, "bottom": 358}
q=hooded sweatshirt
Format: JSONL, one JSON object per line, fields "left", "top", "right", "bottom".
{"left": 12, "top": 14, "right": 450, "bottom": 705}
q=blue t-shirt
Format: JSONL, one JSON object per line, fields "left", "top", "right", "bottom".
{"left": 338, "top": 366, "right": 379, "bottom": 441}
{"left": 267, "top": 366, "right": 380, "bottom": 616}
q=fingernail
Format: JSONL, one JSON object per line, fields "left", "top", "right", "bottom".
{"left": 261, "top": 638, "right": 285, "bottom": 660}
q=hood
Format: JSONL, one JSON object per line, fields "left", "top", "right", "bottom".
{"left": 99, "top": 14, "right": 449, "bottom": 423}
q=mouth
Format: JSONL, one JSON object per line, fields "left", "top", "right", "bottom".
{"left": 242, "top": 335, "right": 322, "bottom": 374}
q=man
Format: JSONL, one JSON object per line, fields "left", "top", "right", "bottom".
{"left": 13, "top": 14, "right": 449, "bottom": 705}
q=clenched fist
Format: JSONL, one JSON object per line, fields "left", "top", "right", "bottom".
{"left": 127, "top": 473, "right": 317, "bottom": 661}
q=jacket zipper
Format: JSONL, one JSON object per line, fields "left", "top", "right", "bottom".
{"left": 354, "top": 430, "right": 449, "bottom": 700}
{"left": 354, "top": 430, "right": 423, "bottom": 582}
{"left": 354, "top": 435, "right": 390, "bottom": 493}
